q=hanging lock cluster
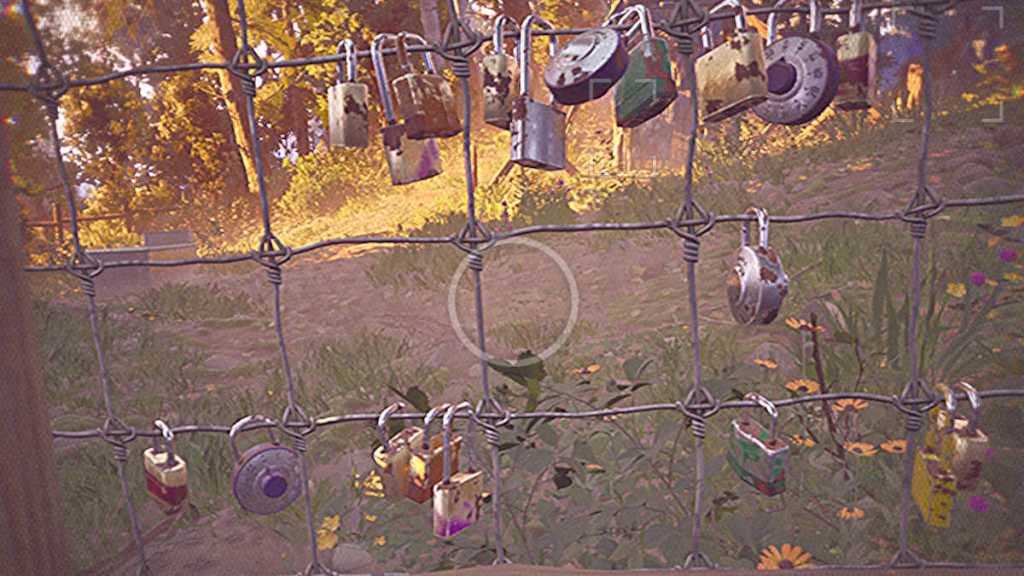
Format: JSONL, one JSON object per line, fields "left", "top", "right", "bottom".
{"left": 913, "top": 382, "right": 991, "bottom": 528}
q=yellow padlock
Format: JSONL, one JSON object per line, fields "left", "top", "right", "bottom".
{"left": 694, "top": 0, "right": 767, "bottom": 123}
{"left": 433, "top": 402, "right": 485, "bottom": 539}
{"left": 409, "top": 403, "right": 461, "bottom": 504}
{"left": 371, "top": 403, "right": 422, "bottom": 500}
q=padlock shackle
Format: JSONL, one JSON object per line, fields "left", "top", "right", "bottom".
{"left": 229, "top": 415, "right": 279, "bottom": 462}
{"left": 766, "top": 0, "right": 823, "bottom": 44}
{"left": 441, "top": 402, "right": 475, "bottom": 485}
{"left": 422, "top": 403, "right": 453, "bottom": 450}
{"left": 371, "top": 33, "right": 399, "bottom": 123}
{"left": 377, "top": 402, "right": 405, "bottom": 454}
{"left": 336, "top": 39, "right": 358, "bottom": 84}
{"left": 606, "top": 4, "right": 653, "bottom": 42}
{"left": 741, "top": 392, "right": 780, "bottom": 442}
{"left": 519, "top": 14, "right": 557, "bottom": 98}
{"left": 944, "top": 381, "right": 981, "bottom": 436}
{"left": 849, "top": 0, "right": 865, "bottom": 30}
{"left": 741, "top": 207, "right": 769, "bottom": 249}
{"left": 396, "top": 32, "right": 438, "bottom": 75}
{"left": 701, "top": 0, "right": 748, "bottom": 51}
{"left": 153, "top": 419, "right": 178, "bottom": 468}
{"left": 493, "top": 14, "right": 521, "bottom": 60}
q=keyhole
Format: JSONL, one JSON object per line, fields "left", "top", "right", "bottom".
{"left": 766, "top": 58, "right": 798, "bottom": 95}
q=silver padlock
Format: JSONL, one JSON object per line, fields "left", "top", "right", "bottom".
{"left": 726, "top": 208, "right": 789, "bottom": 325}
{"left": 327, "top": 39, "right": 369, "bottom": 148}
{"left": 510, "top": 15, "right": 566, "bottom": 171}
{"left": 229, "top": 415, "right": 303, "bottom": 515}
{"left": 372, "top": 33, "right": 443, "bottom": 186}
{"left": 482, "top": 15, "right": 520, "bottom": 130}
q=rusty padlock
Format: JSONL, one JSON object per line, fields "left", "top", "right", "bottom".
{"left": 327, "top": 39, "right": 369, "bottom": 148}
{"left": 371, "top": 33, "right": 443, "bottom": 186}
{"left": 371, "top": 402, "right": 423, "bottom": 500}
{"left": 752, "top": 0, "right": 840, "bottom": 126}
{"left": 727, "top": 393, "right": 789, "bottom": 496}
{"left": 392, "top": 32, "right": 462, "bottom": 140}
{"left": 143, "top": 419, "right": 188, "bottom": 514}
{"left": 726, "top": 207, "right": 789, "bottom": 325}
{"left": 483, "top": 15, "right": 520, "bottom": 130}
{"left": 511, "top": 15, "right": 566, "bottom": 171}
{"left": 935, "top": 382, "right": 990, "bottom": 492}
{"left": 913, "top": 400, "right": 959, "bottom": 528}
{"left": 835, "top": 0, "right": 877, "bottom": 110}
{"left": 544, "top": 24, "right": 628, "bottom": 105}
{"left": 408, "top": 403, "right": 462, "bottom": 504}
{"left": 694, "top": 0, "right": 767, "bottom": 123}
{"left": 229, "top": 415, "right": 303, "bottom": 515}
{"left": 609, "top": 4, "right": 677, "bottom": 128}
{"left": 433, "top": 403, "right": 485, "bottom": 539}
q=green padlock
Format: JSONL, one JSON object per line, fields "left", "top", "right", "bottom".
{"left": 610, "top": 4, "right": 677, "bottom": 128}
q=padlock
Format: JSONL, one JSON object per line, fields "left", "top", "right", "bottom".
{"left": 371, "top": 402, "right": 424, "bottom": 499}
{"left": 510, "top": 15, "right": 566, "bottom": 171}
{"left": 752, "top": 0, "right": 840, "bottom": 125}
{"left": 433, "top": 402, "right": 485, "bottom": 539}
{"left": 229, "top": 415, "right": 303, "bottom": 515}
{"left": 727, "top": 393, "right": 789, "bottom": 496}
{"left": 694, "top": 0, "right": 767, "bottom": 123}
{"left": 913, "top": 409, "right": 958, "bottom": 528}
{"left": 609, "top": 4, "right": 677, "bottom": 128}
{"left": 391, "top": 32, "right": 461, "bottom": 140}
{"left": 483, "top": 15, "right": 519, "bottom": 130}
{"left": 143, "top": 419, "right": 188, "bottom": 514}
{"left": 371, "top": 33, "right": 443, "bottom": 186}
{"left": 934, "top": 382, "right": 989, "bottom": 492}
{"left": 408, "top": 404, "right": 462, "bottom": 504}
{"left": 835, "top": 0, "right": 877, "bottom": 110}
{"left": 327, "top": 39, "right": 369, "bottom": 148}
{"left": 544, "top": 24, "right": 629, "bottom": 105}
{"left": 726, "top": 207, "right": 789, "bottom": 325}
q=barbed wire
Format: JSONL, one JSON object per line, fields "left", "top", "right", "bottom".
{"left": 10, "top": 0, "right": 1024, "bottom": 573}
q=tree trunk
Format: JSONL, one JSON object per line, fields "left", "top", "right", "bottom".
{"left": 201, "top": 0, "right": 258, "bottom": 199}
{"left": 0, "top": 123, "right": 75, "bottom": 576}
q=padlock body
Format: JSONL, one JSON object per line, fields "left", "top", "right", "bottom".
{"left": 382, "top": 123, "right": 443, "bottom": 186}
{"left": 433, "top": 470, "right": 484, "bottom": 539}
{"left": 727, "top": 419, "right": 788, "bottom": 496}
{"left": 482, "top": 53, "right": 516, "bottom": 129}
{"left": 144, "top": 449, "right": 188, "bottom": 513}
{"left": 936, "top": 417, "right": 989, "bottom": 492}
{"left": 407, "top": 435, "right": 461, "bottom": 504}
{"left": 328, "top": 82, "right": 369, "bottom": 148}
{"left": 912, "top": 447, "right": 956, "bottom": 527}
{"left": 510, "top": 96, "right": 566, "bottom": 171}
{"left": 614, "top": 37, "right": 677, "bottom": 128}
{"left": 835, "top": 30, "right": 876, "bottom": 110}
{"left": 727, "top": 245, "right": 788, "bottom": 325}
{"left": 372, "top": 426, "right": 423, "bottom": 499}
{"left": 695, "top": 30, "right": 767, "bottom": 123}
{"left": 232, "top": 443, "right": 303, "bottom": 515}
{"left": 392, "top": 73, "right": 462, "bottom": 140}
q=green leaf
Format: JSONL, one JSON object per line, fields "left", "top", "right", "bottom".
{"left": 623, "top": 356, "right": 654, "bottom": 382}
{"left": 403, "top": 385, "right": 430, "bottom": 413}
{"left": 605, "top": 393, "right": 631, "bottom": 408}
{"left": 522, "top": 448, "right": 554, "bottom": 474}
{"left": 486, "top": 351, "right": 546, "bottom": 387}
{"left": 536, "top": 422, "right": 559, "bottom": 447}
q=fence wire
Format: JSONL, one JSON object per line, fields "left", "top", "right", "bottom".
{"left": 8, "top": 0, "right": 1024, "bottom": 574}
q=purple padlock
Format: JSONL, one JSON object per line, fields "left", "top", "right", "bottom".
{"left": 229, "top": 415, "right": 302, "bottom": 515}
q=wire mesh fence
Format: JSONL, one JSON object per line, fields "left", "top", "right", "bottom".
{"left": 5, "top": 0, "right": 1024, "bottom": 573}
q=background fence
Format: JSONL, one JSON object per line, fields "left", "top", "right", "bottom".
{"left": 3, "top": 0, "right": 1024, "bottom": 574}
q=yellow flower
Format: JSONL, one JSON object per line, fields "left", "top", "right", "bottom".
{"left": 585, "top": 463, "right": 606, "bottom": 473}
{"left": 832, "top": 398, "right": 869, "bottom": 413}
{"left": 837, "top": 506, "right": 865, "bottom": 520}
{"left": 573, "top": 363, "right": 601, "bottom": 375}
{"left": 757, "top": 543, "right": 814, "bottom": 570}
{"left": 880, "top": 439, "right": 907, "bottom": 454}
{"left": 1001, "top": 214, "right": 1024, "bottom": 228}
{"left": 267, "top": 389, "right": 274, "bottom": 397}
{"left": 320, "top": 514, "right": 341, "bottom": 533}
{"left": 784, "top": 317, "right": 825, "bottom": 333}
{"left": 987, "top": 236, "right": 1001, "bottom": 248}
{"left": 844, "top": 442, "right": 878, "bottom": 457}
{"left": 316, "top": 529, "right": 339, "bottom": 551}
{"left": 364, "top": 513, "right": 377, "bottom": 523}
{"left": 946, "top": 282, "right": 966, "bottom": 298}
{"left": 205, "top": 384, "right": 216, "bottom": 393}
{"left": 753, "top": 358, "right": 778, "bottom": 370}
{"left": 791, "top": 434, "right": 816, "bottom": 448}
{"left": 1004, "top": 272, "right": 1023, "bottom": 283}
{"left": 374, "top": 536, "right": 387, "bottom": 546}
{"left": 992, "top": 347, "right": 1002, "bottom": 353}
{"left": 785, "top": 379, "right": 820, "bottom": 395}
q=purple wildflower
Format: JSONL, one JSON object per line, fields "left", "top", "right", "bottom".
{"left": 969, "top": 272, "right": 987, "bottom": 286}
{"left": 999, "top": 247, "right": 1018, "bottom": 263}
{"left": 968, "top": 495, "right": 989, "bottom": 513}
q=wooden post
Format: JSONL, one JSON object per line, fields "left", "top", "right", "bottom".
{"left": 0, "top": 126, "right": 74, "bottom": 575}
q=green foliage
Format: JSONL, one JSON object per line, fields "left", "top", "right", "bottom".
{"left": 277, "top": 146, "right": 387, "bottom": 218}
